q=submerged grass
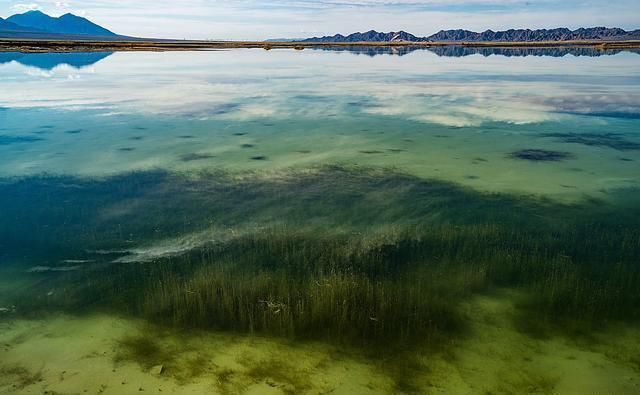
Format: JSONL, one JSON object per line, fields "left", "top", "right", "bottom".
{"left": 0, "top": 165, "right": 639, "bottom": 354}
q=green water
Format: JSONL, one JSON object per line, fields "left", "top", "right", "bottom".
{"left": 0, "top": 48, "right": 639, "bottom": 393}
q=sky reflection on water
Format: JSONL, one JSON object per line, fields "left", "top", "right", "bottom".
{"left": 0, "top": 48, "right": 638, "bottom": 201}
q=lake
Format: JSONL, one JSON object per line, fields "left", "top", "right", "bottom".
{"left": 0, "top": 47, "right": 639, "bottom": 393}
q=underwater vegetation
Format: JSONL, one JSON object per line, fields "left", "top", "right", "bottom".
{"left": 541, "top": 132, "right": 640, "bottom": 151}
{"left": 508, "top": 149, "right": 574, "bottom": 161}
{"left": 0, "top": 166, "right": 639, "bottom": 353}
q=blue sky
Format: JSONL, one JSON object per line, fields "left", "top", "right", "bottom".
{"left": 1, "top": 1, "right": 639, "bottom": 40}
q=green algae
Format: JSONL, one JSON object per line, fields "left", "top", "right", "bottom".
{"left": 1, "top": 165, "right": 638, "bottom": 355}
{"left": 0, "top": 365, "right": 43, "bottom": 390}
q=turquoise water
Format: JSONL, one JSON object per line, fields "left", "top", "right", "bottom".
{"left": 0, "top": 48, "right": 639, "bottom": 393}
{"left": 1, "top": 49, "right": 639, "bottom": 199}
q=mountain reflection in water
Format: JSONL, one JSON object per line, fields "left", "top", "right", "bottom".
{"left": 0, "top": 51, "right": 113, "bottom": 70}
{"left": 312, "top": 45, "right": 640, "bottom": 57}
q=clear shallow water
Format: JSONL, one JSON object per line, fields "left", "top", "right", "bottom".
{"left": 0, "top": 48, "right": 640, "bottom": 393}
{"left": 0, "top": 49, "right": 639, "bottom": 199}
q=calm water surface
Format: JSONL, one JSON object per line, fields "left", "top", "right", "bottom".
{"left": 1, "top": 49, "right": 639, "bottom": 198}
{"left": 0, "top": 48, "right": 639, "bottom": 394}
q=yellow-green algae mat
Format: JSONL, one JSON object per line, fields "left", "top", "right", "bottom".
{"left": 1, "top": 291, "right": 638, "bottom": 394}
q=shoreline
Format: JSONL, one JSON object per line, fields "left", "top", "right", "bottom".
{"left": 1, "top": 38, "right": 639, "bottom": 53}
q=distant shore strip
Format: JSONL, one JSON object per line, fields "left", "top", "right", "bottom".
{"left": 1, "top": 38, "right": 639, "bottom": 53}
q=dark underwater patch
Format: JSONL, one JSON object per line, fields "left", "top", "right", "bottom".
{"left": 209, "top": 103, "right": 241, "bottom": 115}
{"left": 0, "top": 135, "right": 44, "bottom": 145}
{"left": 541, "top": 132, "right": 640, "bottom": 151}
{"left": 250, "top": 155, "right": 267, "bottom": 161}
{"left": 509, "top": 149, "right": 574, "bottom": 162}
{"left": 118, "top": 147, "right": 135, "bottom": 152}
{"left": 180, "top": 153, "right": 215, "bottom": 162}
{"left": 346, "top": 100, "right": 370, "bottom": 108}
{"left": 293, "top": 94, "right": 333, "bottom": 102}
{"left": 241, "top": 144, "right": 255, "bottom": 148}
{"left": 567, "top": 111, "right": 640, "bottom": 120}
{"left": 359, "top": 150, "right": 384, "bottom": 154}
{"left": 65, "top": 129, "right": 83, "bottom": 134}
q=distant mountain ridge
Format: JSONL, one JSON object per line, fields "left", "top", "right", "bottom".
{"left": 0, "top": 10, "right": 118, "bottom": 38}
{"left": 303, "top": 30, "right": 422, "bottom": 43}
{"left": 429, "top": 27, "right": 640, "bottom": 42}
{"left": 302, "top": 27, "right": 640, "bottom": 43}
{"left": 0, "top": 16, "right": 39, "bottom": 32}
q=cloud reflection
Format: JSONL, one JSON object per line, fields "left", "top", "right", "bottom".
{"left": 0, "top": 49, "right": 639, "bottom": 127}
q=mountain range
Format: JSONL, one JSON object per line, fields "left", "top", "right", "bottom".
{"left": 0, "top": 10, "right": 119, "bottom": 39}
{"left": 2, "top": 11, "right": 639, "bottom": 43}
{"left": 0, "top": 17, "right": 32, "bottom": 32}
{"left": 302, "top": 28, "right": 640, "bottom": 43}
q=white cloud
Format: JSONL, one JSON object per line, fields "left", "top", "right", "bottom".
{"left": 1, "top": 49, "right": 637, "bottom": 129}
{"left": 2, "top": 0, "right": 638, "bottom": 40}
{"left": 12, "top": 3, "right": 42, "bottom": 12}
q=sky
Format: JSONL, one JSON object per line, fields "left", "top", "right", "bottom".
{"left": 1, "top": 0, "right": 639, "bottom": 40}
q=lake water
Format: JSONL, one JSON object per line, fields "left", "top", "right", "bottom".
{"left": 0, "top": 48, "right": 639, "bottom": 394}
